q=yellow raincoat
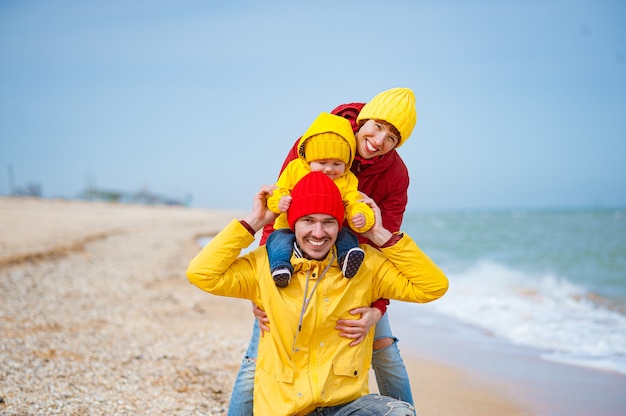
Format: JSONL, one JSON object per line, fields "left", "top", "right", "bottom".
{"left": 187, "top": 219, "right": 448, "bottom": 415}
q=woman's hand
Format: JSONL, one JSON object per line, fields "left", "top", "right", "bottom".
{"left": 252, "top": 303, "right": 270, "bottom": 336}
{"left": 335, "top": 306, "right": 383, "bottom": 347}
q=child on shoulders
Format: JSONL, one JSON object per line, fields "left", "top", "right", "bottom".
{"left": 266, "top": 112, "right": 375, "bottom": 287}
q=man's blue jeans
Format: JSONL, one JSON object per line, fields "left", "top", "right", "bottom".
{"left": 305, "top": 394, "right": 415, "bottom": 415}
{"left": 227, "top": 313, "right": 413, "bottom": 415}
{"left": 371, "top": 311, "right": 414, "bottom": 405}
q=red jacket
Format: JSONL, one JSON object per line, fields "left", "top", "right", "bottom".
{"left": 261, "top": 102, "right": 410, "bottom": 246}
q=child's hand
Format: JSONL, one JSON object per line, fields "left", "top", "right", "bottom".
{"left": 278, "top": 196, "right": 292, "bottom": 213}
{"left": 351, "top": 213, "right": 366, "bottom": 229}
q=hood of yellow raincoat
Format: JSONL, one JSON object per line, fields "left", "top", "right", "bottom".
{"left": 297, "top": 112, "right": 357, "bottom": 169}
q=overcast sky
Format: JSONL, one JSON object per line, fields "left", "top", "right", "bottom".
{"left": 1, "top": 0, "right": 625, "bottom": 211}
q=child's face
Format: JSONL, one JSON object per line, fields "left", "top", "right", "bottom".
{"left": 309, "top": 159, "right": 346, "bottom": 180}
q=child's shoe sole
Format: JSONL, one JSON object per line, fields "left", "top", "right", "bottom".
{"left": 342, "top": 248, "right": 365, "bottom": 278}
{"left": 272, "top": 270, "right": 292, "bottom": 287}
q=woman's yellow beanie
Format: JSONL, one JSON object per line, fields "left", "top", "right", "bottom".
{"left": 356, "top": 87, "right": 417, "bottom": 147}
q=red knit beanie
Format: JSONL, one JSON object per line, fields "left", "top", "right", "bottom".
{"left": 287, "top": 171, "right": 345, "bottom": 231}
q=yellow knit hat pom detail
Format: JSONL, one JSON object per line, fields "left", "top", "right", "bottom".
{"left": 357, "top": 87, "right": 417, "bottom": 147}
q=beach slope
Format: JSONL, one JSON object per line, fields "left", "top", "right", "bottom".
{"left": 0, "top": 197, "right": 527, "bottom": 415}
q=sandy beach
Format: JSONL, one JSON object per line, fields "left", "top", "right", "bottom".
{"left": 0, "top": 196, "right": 531, "bottom": 415}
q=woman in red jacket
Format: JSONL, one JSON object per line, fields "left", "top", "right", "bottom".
{"left": 229, "top": 88, "right": 417, "bottom": 415}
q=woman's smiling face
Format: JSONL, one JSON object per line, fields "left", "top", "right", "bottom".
{"left": 355, "top": 119, "right": 399, "bottom": 159}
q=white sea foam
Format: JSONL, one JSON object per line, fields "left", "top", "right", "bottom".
{"left": 417, "top": 260, "right": 626, "bottom": 375}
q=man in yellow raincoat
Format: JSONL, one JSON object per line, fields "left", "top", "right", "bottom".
{"left": 187, "top": 171, "right": 448, "bottom": 415}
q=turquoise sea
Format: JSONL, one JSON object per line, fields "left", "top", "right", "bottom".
{"left": 398, "top": 207, "right": 626, "bottom": 376}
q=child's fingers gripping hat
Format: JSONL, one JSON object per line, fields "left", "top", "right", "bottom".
{"left": 299, "top": 112, "right": 356, "bottom": 167}
{"left": 356, "top": 87, "right": 417, "bottom": 147}
{"left": 287, "top": 171, "right": 345, "bottom": 231}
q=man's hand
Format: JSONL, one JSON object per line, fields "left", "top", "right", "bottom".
{"left": 252, "top": 303, "right": 270, "bottom": 336}
{"left": 359, "top": 193, "right": 393, "bottom": 246}
{"left": 335, "top": 307, "right": 383, "bottom": 347}
{"left": 243, "top": 185, "right": 279, "bottom": 232}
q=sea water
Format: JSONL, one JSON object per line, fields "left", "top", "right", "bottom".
{"left": 397, "top": 207, "right": 626, "bottom": 375}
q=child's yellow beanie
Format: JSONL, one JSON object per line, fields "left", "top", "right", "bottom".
{"left": 304, "top": 133, "right": 351, "bottom": 165}
{"left": 300, "top": 112, "right": 355, "bottom": 166}
{"left": 356, "top": 87, "right": 417, "bottom": 147}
